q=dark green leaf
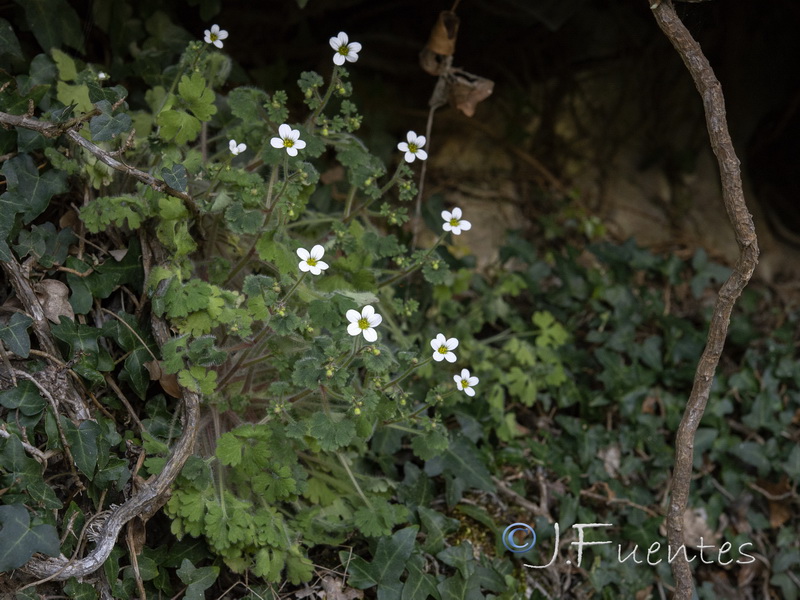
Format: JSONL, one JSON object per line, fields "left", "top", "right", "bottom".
{"left": 89, "top": 111, "right": 132, "bottom": 142}
{"left": 0, "top": 18, "right": 23, "bottom": 60}
{"left": 0, "top": 504, "right": 60, "bottom": 572}
{"left": 64, "top": 578, "right": 98, "bottom": 600}
{"left": 161, "top": 164, "right": 188, "bottom": 192}
{"left": 177, "top": 559, "right": 219, "bottom": 600}
{"left": 418, "top": 507, "right": 459, "bottom": 554}
{"left": 437, "top": 573, "right": 484, "bottom": 600}
{"left": 0, "top": 154, "right": 67, "bottom": 223}
{"left": 19, "top": 0, "right": 84, "bottom": 52}
{"left": 0, "top": 380, "right": 45, "bottom": 416}
{"left": 402, "top": 553, "right": 440, "bottom": 600}
{"left": 62, "top": 417, "right": 99, "bottom": 476}
{"left": 0, "top": 312, "right": 33, "bottom": 357}
{"left": 344, "top": 525, "right": 418, "bottom": 589}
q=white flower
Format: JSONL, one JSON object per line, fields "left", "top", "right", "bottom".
{"left": 204, "top": 24, "right": 228, "bottom": 48}
{"left": 442, "top": 207, "right": 472, "bottom": 235}
{"left": 297, "top": 245, "right": 329, "bottom": 275}
{"left": 454, "top": 368, "right": 479, "bottom": 397}
{"left": 397, "top": 131, "right": 428, "bottom": 163}
{"left": 270, "top": 124, "right": 307, "bottom": 157}
{"left": 330, "top": 32, "right": 361, "bottom": 66}
{"left": 229, "top": 140, "right": 246, "bottom": 156}
{"left": 431, "top": 333, "right": 458, "bottom": 363}
{"left": 346, "top": 305, "right": 382, "bottom": 342}
{"left": 97, "top": 71, "right": 109, "bottom": 81}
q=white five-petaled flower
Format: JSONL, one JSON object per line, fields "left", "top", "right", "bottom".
{"left": 442, "top": 207, "right": 472, "bottom": 235}
{"left": 297, "top": 245, "right": 329, "bottom": 275}
{"left": 454, "top": 368, "right": 479, "bottom": 397}
{"left": 204, "top": 24, "right": 228, "bottom": 48}
{"left": 270, "top": 124, "right": 307, "bottom": 157}
{"left": 229, "top": 140, "right": 246, "bottom": 156}
{"left": 346, "top": 305, "right": 382, "bottom": 342}
{"left": 397, "top": 131, "right": 428, "bottom": 163}
{"left": 97, "top": 71, "right": 109, "bottom": 81}
{"left": 330, "top": 32, "right": 361, "bottom": 66}
{"left": 431, "top": 333, "right": 458, "bottom": 363}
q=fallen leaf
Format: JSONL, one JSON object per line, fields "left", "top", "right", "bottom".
{"left": 447, "top": 69, "right": 494, "bottom": 117}
{"left": 34, "top": 279, "right": 75, "bottom": 323}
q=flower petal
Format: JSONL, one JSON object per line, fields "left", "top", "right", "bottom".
{"left": 310, "top": 245, "right": 325, "bottom": 259}
{"left": 333, "top": 53, "right": 346, "bottom": 66}
{"left": 361, "top": 305, "right": 375, "bottom": 319}
{"left": 229, "top": 140, "right": 237, "bottom": 152}
{"left": 330, "top": 36, "right": 341, "bottom": 50}
{"left": 217, "top": 30, "right": 229, "bottom": 40}
{"left": 406, "top": 131, "right": 417, "bottom": 143}
{"left": 286, "top": 146, "right": 299, "bottom": 157}
{"left": 363, "top": 328, "right": 377, "bottom": 342}
{"left": 446, "top": 338, "right": 459, "bottom": 350}
{"left": 214, "top": 39, "right": 224, "bottom": 48}
{"left": 454, "top": 374, "right": 462, "bottom": 385}
{"left": 316, "top": 261, "right": 329, "bottom": 271}
{"left": 278, "top": 123, "right": 292, "bottom": 138}
{"left": 415, "top": 149, "right": 428, "bottom": 161}
{"left": 338, "top": 32, "right": 349, "bottom": 45}
{"left": 460, "top": 368, "right": 470, "bottom": 379}
{"left": 297, "top": 248, "right": 310, "bottom": 260}
{"left": 309, "top": 265, "right": 321, "bottom": 275}
{"left": 404, "top": 152, "right": 416, "bottom": 163}
{"left": 397, "top": 142, "right": 409, "bottom": 153}
{"left": 298, "top": 261, "right": 311, "bottom": 272}
{"left": 459, "top": 220, "right": 472, "bottom": 231}
{"left": 347, "top": 322, "right": 362, "bottom": 336}
{"left": 415, "top": 135, "right": 427, "bottom": 147}
{"left": 451, "top": 226, "right": 462, "bottom": 235}
{"left": 468, "top": 376, "right": 480, "bottom": 386}
{"left": 368, "top": 313, "right": 382, "bottom": 327}
{"left": 345, "top": 53, "right": 359, "bottom": 63}
{"left": 441, "top": 210, "right": 452, "bottom": 221}
{"left": 432, "top": 353, "right": 445, "bottom": 362}
{"left": 442, "top": 223, "right": 453, "bottom": 232}
{"left": 464, "top": 387, "right": 475, "bottom": 397}
{"left": 349, "top": 42, "right": 362, "bottom": 53}
{"left": 294, "top": 139, "right": 307, "bottom": 150}
{"left": 270, "top": 137, "right": 284, "bottom": 149}
{"left": 444, "top": 352, "right": 457, "bottom": 363}
{"left": 452, "top": 207, "right": 462, "bottom": 219}
{"left": 346, "top": 309, "right": 361, "bottom": 323}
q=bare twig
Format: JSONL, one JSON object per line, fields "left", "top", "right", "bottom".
{"left": 647, "top": 1, "right": 759, "bottom": 597}
{"left": 0, "top": 110, "right": 191, "bottom": 202}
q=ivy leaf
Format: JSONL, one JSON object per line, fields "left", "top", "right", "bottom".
{"left": 343, "top": 525, "right": 418, "bottom": 590}
{"left": 418, "top": 507, "right": 460, "bottom": 554}
{"left": 402, "top": 553, "right": 440, "bottom": 600}
{"left": 64, "top": 579, "right": 98, "bottom": 600}
{"left": 0, "top": 504, "right": 60, "bottom": 572}
{"left": 0, "top": 18, "right": 23, "bottom": 60}
{"left": 51, "top": 316, "right": 102, "bottom": 356}
{"left": 0, "top": 312, "right": 33, "bottom": 357}
{"left": 178, "top": 73, "right": 217, "bottom": 121}
{"left": 436, "top": 573, "right": 484, "bottom": 600}
{"left": 161, "top": 164, "right": 188, "bottom": 193}
{"left": 177, "top": 559, "right": 219, "bottom": 600}
{"left": 89, "top": 100, "right": 132, "bottom": 142}
{"left": 0, "top": 154, "right": 67, "bottom": 224}
{"left": 62, "top": 418, "right": 100, "bottom": 476}
{"left": 157, "top": 109, "right": 201, "bottom": 144}
{"left": 0, "top": 380, "right": 46, "bottom": 416}
{"left": 19, "top": 0, "right": 84, "bottom": 53}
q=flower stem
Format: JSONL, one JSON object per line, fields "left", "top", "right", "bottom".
{"left": 309, "top": 65, "right": 340, "bottom": 126}
{"left": 343, "top": 185, "right": 358, "bottom": 218}
{"left": 378, "top": 234, "right": 445, "bottom": 289}
{"left": 282, "top": 271, "right": 307, "bottom": 303}
{"left": 381, "top": 356, "right": 433, "bottom": 391}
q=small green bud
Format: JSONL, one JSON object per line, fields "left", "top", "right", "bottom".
{"left": 322, "top": 128, "right": 329, "bottom": 136}
{"left": 353, "top": 407, "right": 361, "bottom": 415}
{"left": 372, "top": 348, "right": 381, "bottom": 356}
{"left": 326, "top": 369, "right": 334, "bottom": 378}
{"left": 411, "top": 357, "right": 418, "bottom": 365}
{"left": 305, "top": 89, "right": 313, "bottom": 98}
{"left": 399, "top": 399, "right": 406, "bottom": 406}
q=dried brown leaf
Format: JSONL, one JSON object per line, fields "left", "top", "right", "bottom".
{"left": 34, "top": 279, "right": 74, "bottom": 323}
{"left": 447, "top": 69, "right": 494, "bottom": 117}
{"left": 426, "top": 11, "right": 459, "bottom": 57}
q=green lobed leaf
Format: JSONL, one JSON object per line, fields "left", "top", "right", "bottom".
{"left": 19, "top": 0, "right": 84, "bottom": 52}
{"left": 177, "top": 559, "right": 219, "bottom": 600}
{"left": 0, "top": 154, "right": 67, "bottom": 224}
{"left": 157, "top": 109, "right": 201, "bottom": 144}
{"left": 89, "top": 110, "right": 132, "bottom": 142}
{"left": 344, "top": 525, "right": 418, "bottom": 589}
{"left": 0, "top": 380, "right": 45, "bottom": 416}
{"left": 0, "top": 504, "right": 61, "bottom": 572}
{"left": 177, "top": 73, "right": 217, "bottom": 121}
{"left": 62, "top": 418, "right": 100, "bottom": 476}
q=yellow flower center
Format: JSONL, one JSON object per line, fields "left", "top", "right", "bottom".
{"left": 338, "top": 46, "right": 349, "bottom": 56}
{"left": 210, "top": 33, "right": 218, "bottom": 42}
{"left": 450, "top": 218, "right": 459, "bottom": 227}
{"left": 437, "top": 346, "right": 448, "bottom": 354}
{"left": 408, "top": 143, "right": 418, "bottom": 153}
{"left": 461, "top": 379, "right": 469, "bottom": 388}
{"left": 358, "top": 318, "right": 369, "bottom": 330}
{"left": 306, "top": 257, "right": 317, "bottom": 266}
{"left": 284, "top": 139, "right": 294, "bottom": 148}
